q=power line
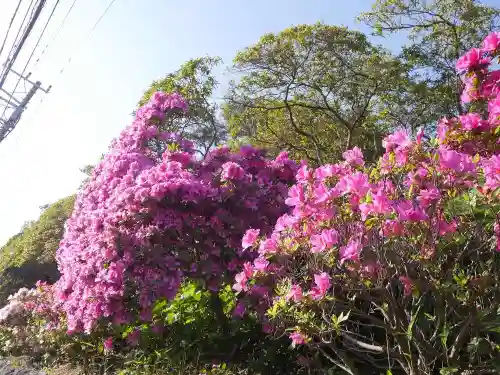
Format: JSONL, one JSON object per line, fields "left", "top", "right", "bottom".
{"left": 0, "top": 0, "right": 37, "bottom": 81}
{"left": 30, "top": 0, "right": 78, "bottom": 71}
{"left": 2, "top": 0, "right": 119, "bottom": 145}
{"left": 57, "top": 0, "right": 117, "bottom": 76}
{"left": 0, "top": 0, "right": 60, "bottom": 122}
{"left": 0, "top": 0, "right": 24, "bottom": 63}
{"left": 0, "top": 0, "right": 46, "bottom": 88}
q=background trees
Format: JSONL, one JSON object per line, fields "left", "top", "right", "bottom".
{"left": 225, "top": 23, "right": 406, "bottom": 165}
{"left": 360, "top": 0, "right": 500, "bottom": 130}
{"left": 139, "top": 56, "right": 227, "bottom": 158}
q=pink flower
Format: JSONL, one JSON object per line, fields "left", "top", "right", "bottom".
{"left": 310, "top": 229, "right": 339, "bottom": 253}
{"left": 103, "top": 337, "right": 113, "bottom": 351}
{"left": 399, "top": 276, "right": 413, "bottom": 296}
{"left": 274, "top": 214, "right": 298, "bottom": 232}
{"left": 285, "top": 184, "right": 306, "bottom": 206}
{"left": 289, "top": 331, "right": 306, "bottom": 345}
{"left": 383, "top": 129, "right": 412, "bottom": 152}
{"left": 459, "top": 113, "right": 488, "bottom": 131}
{"left": 221, "top": 161, "right": 245, "bottom": 181}
{"left": 437, "top": 218, "right": 458, "bottom": 236}
{"left": 482, "top": 32, "right": 500, "bottom": 52}
{"left": 342, "top": 147, "right": 364, "bottom": 167}
{"left": 258, "top": 237, "right": 278, "bottom": 255}
{"left": 456, "top": 48, "right": 490, "bottom": 71}
{"left": 417, "top": 187, "right": 441, "bottom": 208}
{"left": 253, "top": 257, "right": 269, "bottom": 272}
{"left": 482, "top": 155, "right": 500, "bottom": 191}
{"left": 439, "top": 148, "right": 476, "bottom": 173}
{"left": 396, "top": 200, "right": 428, "bottom": 222}
{"left": 242, "top": 228, "right": 260, "bottom": 250}
{"left": 313, "top": 183, "right": 339, "bottom": 204}
{"left": 339, "top": 239, "right": 362, "bottom": 264}
{"left": 309, "top": 272, "right": 331, "bottom": 300}
{"left": 286, "top": 285, "right": 304, "bottom": 302}
{"left": 336, "top": 172, "right": 371, "bottom": 196}
{"left": 416, "top": 127, "right": 424, "bottom": 144}
{"left": 296, "top": 165, "right": 313, "bottom": 182}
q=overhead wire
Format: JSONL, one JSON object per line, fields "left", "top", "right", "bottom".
{"left": 8, "top": 0, "right": 119, "bottom": 145}
{"left": 0, "top": 0, "right": 37, "bottom": 82}
{"left": 0, "top": 0, "right": 61, "bottom": 122}
{"left": 30, "top": 0, "right": 78, "bottom": 72}
{"left": 0, "top": 0, "right": 24, "bottom": 63}
{"left": 56, "top": 0, "right": 117, "bottom": 77}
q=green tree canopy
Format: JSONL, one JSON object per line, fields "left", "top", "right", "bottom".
{"left": 225, "top": 23, "right": 406, "bottom": 165}
{"left": 139, "top": 56, "right": 227, "bottom": 158}
{"left": 0, "top": 195, "right": 75, "bottom": 304}
{"left": 360, "top": 0, "right": 500, "bottom": 126}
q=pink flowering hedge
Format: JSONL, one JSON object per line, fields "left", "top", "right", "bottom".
{"left": 54, "top": 91, "right": 298, "bottom": 333}
{"left": 233, "top": 36, "right": 500, "bottom": 374}
{"left": 0, "top": 32, "right": 495, "bottom": 375}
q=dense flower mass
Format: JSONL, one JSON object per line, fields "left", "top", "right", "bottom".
{"left": 55, "top": 92, "right": 298, "bottom": 333}
{"left": 233, "top": 32, "right": 500, "bottom": 359}
{"left": 0, "top": 282, "right": 63, "bottom": 355}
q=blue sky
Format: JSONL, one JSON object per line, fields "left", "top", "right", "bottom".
{"left": 0, "top": 0, "right": 405, "bottom": 245}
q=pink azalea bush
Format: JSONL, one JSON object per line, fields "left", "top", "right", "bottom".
{"left": 0, "top": 282, "right": 65, "bottom": 356}
{"left": 233, "top": 35, "right": 500, "bottom": 374}
{"left": 54, "top": 91, "right": 298, "bottom": 333}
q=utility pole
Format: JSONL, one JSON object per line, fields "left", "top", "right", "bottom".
{"left": 0, "top": 66, "right": 51, "bottom": 143}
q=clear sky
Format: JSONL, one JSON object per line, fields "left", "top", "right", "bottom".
{"left": 0, "top": 0, "right": 404, "bottom": 245}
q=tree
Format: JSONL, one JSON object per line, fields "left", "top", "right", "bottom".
{"left": 360, "top": 0, "right": 500, "bottom": 128}
{"left": 225, "top": 23, "right": 406, "bottom": 165}
{"left": 139, "top": 56, "right": 227, "bottom": 158}
{"left": 0, "top": 195, "right": 75, "bottom": 305}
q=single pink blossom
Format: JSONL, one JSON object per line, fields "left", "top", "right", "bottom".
{"left": 241, "top": 228, "right": 260, "bottom": 250}
{"left": 310, "top": 229, "right": 339, "bottom": 253}
{"left": 253, "top": 257, "right": 269, "bottom": 272}
{"left": 383, "top": 129, "right": 412, "bottom": 152}
{"left": 103, "top": 337, "right": 113, "bottom": 351}
{"left": 296, "top": 165, "right": 313, "bottom": 182}
{"left": 285, "top": 184, "right": 306, "bottom": 206}
{"left": 399, "top": 276, "right": 413, "bottom": 296}
{"left": 417, "top": 187, "right": 441, "bottom": 208}
{"left": 396, "top": 200, "right": 428, "bottom": 222}
{"left": 482, "top": 32, "right": 500, "bottom": 52}
{"left": 258, "top": 237, "right": 278, "bottom": 255}
{"left": 456, "top": 48, "right": 490, "bottom": 71}
{"left": 309, "top": 272, "right": 331, "bottom": 300}
{"left": 339, "top": 239, "right": 362, "bottom": 264}
{"left": 342, "top": 147, "right": 364, "bottom": 167}
{"left": 289, "top": 331, "right": 306, "bottom": 345}
{"left": 221, "top": 161, "right": 245, "bottom": 181}
{"left": 286, "top": 285, "right": 304, "bottom": 302}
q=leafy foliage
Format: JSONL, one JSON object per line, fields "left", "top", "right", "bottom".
{"left": 139, "top": 56, "right": 227, "bottom": 158}
{"left": 225, "top": 23, "right": 406, "bottom": 165}
{"left": 360, "top": 0, "right": 500, "bottom": 128}
{"left": 0, "top": 196, "right": 75, "bottom": 305}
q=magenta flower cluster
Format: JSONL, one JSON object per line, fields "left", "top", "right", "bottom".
{"left": 55, "top": 91, "right": 298, "bottom": 333}
{"left": 234, "top": 33, "right": 500, "bottom": 345}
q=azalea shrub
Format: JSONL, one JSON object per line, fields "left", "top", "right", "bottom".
{"left": 54, "top": 92, "right": 298, "bottom": 333}
{"left": 0, "top": 282, "right": 65, "bottom": 358}
{"left": 233, "top": 35, "right": 500, "bottom": 374}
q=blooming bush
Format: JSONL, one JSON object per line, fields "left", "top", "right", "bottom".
{"left": 54, "top": 91, "right": 298, "bottom": 333}
{"left": 0, "top": 282, "right": 65, "bottom": 357}
{"left": 234, "top": 35, "right": 500, "bottom": 374}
